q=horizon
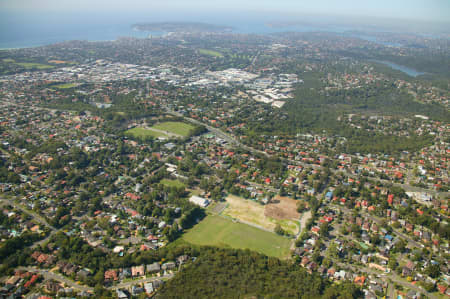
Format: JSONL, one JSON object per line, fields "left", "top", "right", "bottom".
{"left": 1, "top": 1, "right": 449, "bottom": 49}
{"left": 1, "top": 9, "right": 449, "bottom": 33}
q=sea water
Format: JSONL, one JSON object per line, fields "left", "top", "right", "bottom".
{"left": 0, "top": 11, "right": 378, "bottom": 49}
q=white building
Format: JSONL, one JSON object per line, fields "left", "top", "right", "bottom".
{"left": 189, "top": 195, "right": 210, "bottom": 208}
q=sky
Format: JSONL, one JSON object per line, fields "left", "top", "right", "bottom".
{"left": 1, "top": 0, "right": 449, "bottom": 23}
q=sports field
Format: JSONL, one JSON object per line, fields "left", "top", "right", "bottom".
{"left": 223, "top": 195, "right": 300, "bottom": 235}
{"left": 16, "top": 62, "right": 54, "bottom": 69}
{"left": 151, "top": 121, "right": 195, "bottom": 137}
{"left": 53, "top": 83, "right": 78, "bottom": 89}
{"left": 48, "top": 60, "right": 76, "bottom": 64}
{"left": 125, "top": 127, "right": 168, "bottom": 139}
{"left": 160, "top": 179, "right": 185, "bottom": 188}
{"left": 198, "top": 49, "right": 223, "bottom": 57}
{"left": 2, "top": 59, "right": 55, "bottom": 69}
{"left": 182, "top": 215, "right": 292, "bottom": 258}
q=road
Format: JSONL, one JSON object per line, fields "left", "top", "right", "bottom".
{"left": 166, "top": 109, "right": 269, "bottom": 157}
{"left": 167, "top": 109, "right": 448, "bottom": 201}
{"left": 246, "top": 51, "right": 261, "bottom": 70}
{"left": 326, "top": 219, "right": 432, "bottom": 298}
{"left": 18, "top": 266, "right": 94, "bottom": 292}
{"left": 328, "top": 229, "right": 433, "bottom": 298}
{"left": 334, "top": 261, "right": 438, "bottom": 299}
{"left": 18, "top": 269, "right": 175, "bottom": 292}
{"left": 247, "top": 181, "right": 278, "bottom": 193}
{"left": 297, "top": 210, "right": 312, "bottom": 239}
{"left": 0, "top": 198, "right": 56, "bottom": 230}
{"left": 336, "top": 204, "right": 423, "bottom": 249}
{"left": 108, "top": 274, "right": 173, "bottom": 290}
{"left": 387, "top": 281, "right": 395, "bottom": 299}
{"left": 0, "top": 197, "right": 60, "bottom": 249}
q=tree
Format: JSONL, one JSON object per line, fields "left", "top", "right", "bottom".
{"left": 296, "top": 201, "right": 307, "bottom": 213}
{"left": 370, "top": 234, "right": 381, "bottom": 245}
{"left": 279, "top": 185, "right": 287, "bottom": 196}
{"left": 388, "top": 258, "right": 398, "bottom": 271}
{"left": 312, "top": 251, "right": 321, "bottom": 264}
{"left": 211, "top": 186, "right": 222, "bottom": 200}
{"left": 425, "top": 264, "right": 440, "bottom": 278}
{"left": 274, "top": 224, "right": 285, "bottom": 236}
{"left": 351, "top": 224, "right": 361, "bottom": 238}
{"left": 392, "top": 238, "right": 407, "bottom": 253}
{"left": 319, "top": 222, "right": 330, "bottom": 237}
{"left": 327, "top": 242, "right": 339, "bottom": 260}
{"left": 422, "top": 282, "right": 436, "bottom": 292}
{"left": 93, "top": 270, "right": 104, "bottom": 285}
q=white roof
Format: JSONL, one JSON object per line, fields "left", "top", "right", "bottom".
{"left": 189, "top": 195, "right": 210, "bottom": 207}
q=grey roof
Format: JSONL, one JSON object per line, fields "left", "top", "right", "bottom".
{"left": 147, "top": 262, "right": 161, "bottom": 272}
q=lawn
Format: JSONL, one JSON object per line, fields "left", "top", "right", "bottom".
{"left": 125, "top": 127, "right": 168, "bottom": 139}
{"left": 53, "top": 83, "right": 78, "bottom": 89}
{"left": 48, "top": 60, "right": 76, "bottom": 65}
{"left": 182, "top": 215, "right": 292, "bottom": 259}
{"left": 16, "top": 62, "right": 54, "bottom": 69}
{"left": 151, "top": 121, "right": 195, "bottom": 137}
{"left": 198, "top": 49, "right": 223, "bottom": 57}
{"left": 160, "top": 179, "right": 185, "bottom": 188}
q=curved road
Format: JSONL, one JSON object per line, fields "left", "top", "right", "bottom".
{"left": 336, "top": 205, "right": 423, "bottom": 249}
{"left": 166, "top": 109, "right": 269, "bottom": 157}
{"left": 0, "top": 197, "right": 61, "bottom": 249}
{"left": 333, "top": 261, "right": 438, "bottom": 299}
{"left": 18, "top": 266, "right": 94, "bottom": 292}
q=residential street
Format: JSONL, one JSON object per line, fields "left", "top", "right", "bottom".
{"left": 0, "top": 197, "right": 61, "bottom": 249}
{"left": 108, "top": 274, "right": 173, "bottom": 290}
{"left": 18, "top": 267, "right": 94, "bottom": 292}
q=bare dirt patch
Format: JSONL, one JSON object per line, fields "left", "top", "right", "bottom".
{"left": 264, "top": 196, "right": 301, "bottom": 221}
{"left": 223, "top": 195, "right": 273, "bottom": 230}
{"left": 224, "top": 195, "right": 300, "bottom": 235}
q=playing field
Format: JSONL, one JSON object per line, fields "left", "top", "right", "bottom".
{"left": 160, "top": 179, "right": 185, "bottom": 188}
{"left": 16, "top": 62, "right": 54, "bottom": 69}
{"left": 151, "top": 121, "right": 195, "bottom": 137}
{"left": 198, "top": 49, "right": 223, "bottom": 57}
{"left": 223, "top": 195, "right": 300, "bottom": 235}
{"left": 53, "top": 83, "right": 78, "bottom": 89}
{"left": 48, "top": 60, "right": 76, "bottom": 64}
{"left": 182, "top": 215, "right": 292, "bottom": 258}
{"left": 125, "top": 127, "right": 168, "bottom": 139}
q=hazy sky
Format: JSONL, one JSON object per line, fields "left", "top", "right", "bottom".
{"left": 1, "top": 0, "right": 449, "bottom": 23}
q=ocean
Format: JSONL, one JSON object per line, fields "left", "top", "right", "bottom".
{"left": 2, "top": 11, "right": 445, "bottom": 50}
{"left": 0, "top": 11, "right": 369, "bottom": 49}
{"left": 0, "top": 13, "right": 152, "bottom": 49}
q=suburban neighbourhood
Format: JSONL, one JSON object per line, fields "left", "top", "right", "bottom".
{"left": 0, "top": 24, "right": 448, "bottom": 299}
